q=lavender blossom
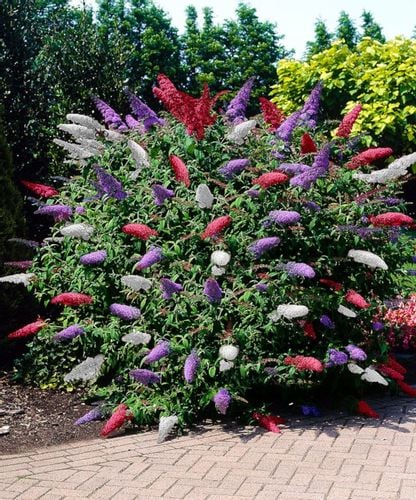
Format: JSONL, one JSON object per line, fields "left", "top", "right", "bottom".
{"left": 144, "top": 340, "right": 170, "bottom": 364}
{"left": 75, "top": 206, "right": 86, "bottom": 214}
{"left": 275, "top": 110, "right": 301, "bottom": 143}
{"left": 301, "top": 405, "right": 321, "bottom": 417}
{"left": 4, "top": 260, "right": 33, "bottom": 271}
{"left": 256, "top": 283, "right": 268, "bottom": 292}
{"left": 80, "top": 250, "right": 107, "bottom": 266}
{"left": 135, "top": 247, "right": 163, "bottom": 271}
{"left": 218, "top": 159, "right": 250, "bottom": 179}
{"left": 279, "top": 163, "right": 311, "bottom": 175}
{"left": 407, "top": 270, "right": 416, "bottom": 276}
{"left": 109, "top": 303, "right": 141, "bottom": 321}
{"left": 271, "top": 150, "right": 287, "bottom": 160}
{"left": 53, "top": 324, "right": 85, "bottom": 342}
{"left": 290, "top": 167, "right": 326, "bottom": 190}
{"left": 267, "top": 210, "right": 301, "bottom": 225}
{"left": 285, "top": 262, "right": 316, "bottom": 279}
{"left": 320, "top": 315, "right": 335, "bottom": 329}
{"left": 203, "top": 278, "right": 223, "bottom": 304}
{"left": 184, "top": 350, "right": 200, "bottom": 383}
{"left": 225, "top": 77, "right": 255, "bottom": 124}
{"left": 124, "top": 87, "right": 165, "bottom": 130}
{"left": 379, "top": 197, "right": 402, "bottom": 206}
{"left": 246, "top": 188, "right": 260, "bottom": 198}
{"left": 213, "top": 388, "right": 231, "bottom": 415}
{"left": 372, "top": 321, "right": 384, "bottom": 331}
{"left": 152, "top": 184, "right": 174, "bottom": 206}
{"left": 312, "top": 144, "right": 330, "bottom": 170}
{"left": 129, "top": 368, "right": 161, "bottom": 385}
{"left": 303, "top": 201, "right": 321, "bottom": 212}
{"left": 412, "top": 256, "right": 416, "bottom": 263}
{"left": 92, "top": 96, "right": 128, "bottom": 131}
{"left": 160, "top": 278, "right": 183, "bottom": 299}
{"left": 74, "top": 407, "right": 102, "bottom": 425}
{"left": 248, "top": 237, "right": 280, "bottom": 259}
{"left": 125, "top": 114, "right": 144, "bottom": 132}
{"left": 93, "top": 165, "right": 127, "bottom": 200}
{"left": 299, "top": 82, "right": 323, "bottom": 129}
{"left": 326, "top": 348, "right": 348, "bottom": 367}
{"left": 345, "top": 344, "right": 367, "bottom": 361}
{"left": 34, "top": 204, "right": 73, "bottom": 221}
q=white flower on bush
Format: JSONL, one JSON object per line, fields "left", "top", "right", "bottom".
{"left": 347, "top": 363, "right": 364, "bottom": 375}
{"left": 360, "top": 367, "right": 388, "bottom": 386}
{"left": 348, "top": 249, "right": 388, "bottom": 270}
{"left": 219, "top": 344, "right": 239, "bottom": 361}
{"left": 121, "top": 275, "right": 152, "bottom": 291}
{"left": 226, "top": 120, "right": 256, "bottom": 145}
{"left": 122, "top": 331, "right": 151, "bottom": 345}
{"left": 158, "top": 415, "right": 178, "bottom": 443}
{"left": 64, "top": 354, "right": 105, "bottom": 383}
{"left": 66, "top": 113, "right": 104, "bottom": 131}
{"left": 58, "top": 124, "right": 96, "bottom": 140}
{"left": 0, "top": 273, "right": 35, "bottom": 286}
{"left": 60, "top": 223, "right": 94, "bottom": 241}
{"left": 195, "top": 184, "right": 214, "bottom": 209}
{"left": 353, "top": 168, "right": 406, "bottom": 184}
{"left": 76, "top": 138, "right": 104, "bottom": 154}
{"left": 53, "top": 138, "right": 95, "bottom": 160}
{"left": 269, "top": 304, "right": 309, "bottom": 321}
{"left": 211, "top": 265, "right": 226, "bottom": 276}
{"left": 388, "top": 152, "right": 416, "bottom": 171}
{"left": 219, "top": 360, "right": 234, "bottom": 372}
{"left": 104, "top": 129, "right": 125, "bottom": 142}
{"left": 211, "top": 251, "right": 231, "bottom": 267}
{"left": 128, "top": 139, "right": 150, "bottom": 169}
{"left": 337, "top": 305, "right": 357, "bottom": 318}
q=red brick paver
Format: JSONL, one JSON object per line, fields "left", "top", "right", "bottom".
{"left": 1, "top": 397, "right": 416, "bottom": 499}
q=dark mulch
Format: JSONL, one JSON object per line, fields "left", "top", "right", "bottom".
{"left": 0, "top": 373, "right": 103, "bottom": 455}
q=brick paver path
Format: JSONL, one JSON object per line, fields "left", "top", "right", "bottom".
{"left": 1, "top": 396, "right": 416, "bottom": 499}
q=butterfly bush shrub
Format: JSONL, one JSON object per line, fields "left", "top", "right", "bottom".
{"left": 10, "top": 75, "right": 416, "bottom": 434}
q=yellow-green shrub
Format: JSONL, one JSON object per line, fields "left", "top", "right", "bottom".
{"left": 271, "top": 37, "right": 416, "bottom": 152}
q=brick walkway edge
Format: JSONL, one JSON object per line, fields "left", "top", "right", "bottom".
{"left": 1, "top": 396, "right": 416, "bottom": 499}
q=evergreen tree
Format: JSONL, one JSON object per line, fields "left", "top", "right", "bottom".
{"left": 335, "top": 11, "right": 358, "bottom": 49}
{"left": 360, "top": 11, "right": 386, "bottom": 43}
{"left": 305, "top": 19, "right": 333, "bottom": 59}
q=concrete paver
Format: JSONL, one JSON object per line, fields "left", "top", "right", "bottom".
{"left": 1, "top": 396, "right": 416, "bottom": 499}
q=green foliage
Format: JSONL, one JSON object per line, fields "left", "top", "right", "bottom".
{"left": 361, "top": 11, "right": 386, "bottom": 43}
{"left": 13, "top": 85, "right": 415, "bottom": 429}
{"left": 305, "top": 19, "right": 333, "bottom": 59}
{"left": 271, "top": 38, "right": 416, "bottom": 152}
{"left": 335, "top": 11, "right": 358, "bottom": 49}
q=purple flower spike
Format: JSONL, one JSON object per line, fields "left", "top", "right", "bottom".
{"left": 256, "top": 283, "right": 268, "bottom": 292}
{"left": 276, "top": 110, "right": 301, "bottom": 143}
{"left": 160, "top": 278, "right": 183, "bottom": 299}
{"left": 320, "top": 315, "right": 335, "bottom": 329}
{"left": 152, "top": 184, "right": 174, "bottom": 206}
{"left": 213, "top": 388, "right": 231, "bottom": 415}
{"left": 80, "top": 250, "right": 107, "bottom": 266}
{"left": 326, "top": 348, "right": 348, "bottom": 367}
{"left": 125, "top": 114, "right": 144, "bottom": 132}
{"left": 290, "top": 167, "right": 326, "bottom": 190}
{"left": 345, "top": 344, "right": 367, "bottom": 362}
{"left": 285, "top": 262, "right": 315, "bottom": 279}
{"left": 92, "top": 96, "right": 128, "bottom": 131}
{"left": 248, "top": 237, "right": 280, "bottom": 259}
{"left": 225, "top": 77, "right": 255, "bottom": 124}
{"left": 129, "top": 368, "right": 161, "bottom": 385}
{"left": 34, "top": 204, "right": 73, "bottom": 221}
{"left": 184, "top": 350, "right": 200, "bottom": 383}
{"left": 218, "top": 159, "right": 250, "bottom": 179}
{"left": 299, "top": 82, "right": 323, "bottom": 129}
{"left": 4, "top": 260, "right": 33, "bottom": 271}
{"left": 53, "top": 324, "right": 85, "bottom": 342}
{"left": 268, "top": 210, "right": 301, "bottom": 225}
{"left": 93, "top": 165, "right": 127, "bottom": 200}
{"left": 74, "top": 407, "right": 102, "bottom": 426}
{"left": 279, "top": 163, "right": 311, "bottom": 175}
{"left": 246, "top": 188, "right": 260, "bottom": 198}
{"left": 303, "top": 201, "right": 321, "bottom": 212}
{"left": 204, "top": 278, "right": 223, "bottom": 304}
{"left": 312, "top": 144, "right": 330, "bottom": 171}
{"left": 75, "top": 206, "right": 86, "bottom": 214}
{"left": 144, "top": 341, "right": 170, "bottom": 364}
{"left": 301, "top": 405, "right": 321, "bottom": 417}
{"left": 124, "top": 87, "right": 165, "bottom": 130}
{"left": 135, "top": 247, "right": 163, "bottom": 271}
{"left": 372, "top": 321, "right": 384, "bottom": 331}
{"left": 109, "top": 303, "right": 141, "bottom": 321}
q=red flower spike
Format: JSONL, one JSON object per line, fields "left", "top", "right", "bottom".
{"left": 258, "top": 97, "right": 285, "bottom": 131}
{"left": 336, "top": 104, "right": 362, "bottom": 138}
{"left": 51, "top": 292, "right": 93, "bottom": 306}
{"left": 346, "top": 147, "right": 393, "bottom": 170}
{"left": 319, "top": 278, "right": 343, "bottom": 291}
{"left": 21, "top": 180, "right": 59, "bottom": 198}
{"left": 8, "top": 319, "right": 46, "bottom": 340}
{"left": 122, "top": 223, "right": 158, "bottom": 240}
{"left": 345, "top": 290, "right": 370, "bottom": 309}
{"left": 369, "top": 212, "right": 413, "bottom": 227}
{"left": 284, "top": 355, "right": 323, "bottom": 372}
{"left": 397, "top": 380, "right": 416, "bottom": 397}
{"left": 169, "top": 155, "right": 191, "bottom": 187}
{"left": 300, "top": 133, "right": 317, "bottom": 154}
{"left": 386, "top": 355, "right": 407, "bottom": 375}
{"left": 201, "top": 215, "right": 232, "bottom": 240}
{"left": 100, "top": 404, "right": 133, "bottom": 437}
{"left": 252, "top": 412, "right": 285, "bottom": 433}
{"left": 356, "top": 400, "right": 379, "bottom": 418}
{"left": 378, "top": 365, "right": 404, "bottom": 381}
{"left": 252, "top": 171, "right": 288, "bottom": 189}
{"left": 303, "top": 322, "right": 317, "bottom": 340}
